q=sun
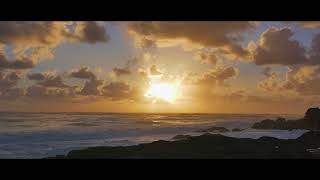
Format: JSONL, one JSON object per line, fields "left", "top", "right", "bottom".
{"left": 144, "top": 82, "right": 180, "bottom": 103}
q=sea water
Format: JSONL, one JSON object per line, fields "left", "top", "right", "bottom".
{"left": 0, "top": 112, "right": 307, "bottom": 158}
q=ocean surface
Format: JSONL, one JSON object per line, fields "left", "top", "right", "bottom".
{"left": 0, "top": 112, "right": 307, "bottom": 159}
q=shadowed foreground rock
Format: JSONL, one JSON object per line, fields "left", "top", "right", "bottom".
{"left": 50, "top": 131, "right": 320, "bottom": 159}
{"left": 252, "top": 107, "right": 320, "bottom": 130}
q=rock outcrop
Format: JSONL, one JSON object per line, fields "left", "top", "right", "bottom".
{"left": 252, "top": 107, "right": 320, "bottom": 130}
{"left": 50, "top": 131, "right": 320, "bottom": 159}
{"left": 305, "top": 107, "right": 320, "bottom": 130}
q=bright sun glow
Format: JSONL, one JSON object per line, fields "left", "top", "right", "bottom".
{"left": 145, "top": 82, "right": 180, "bottom": 103}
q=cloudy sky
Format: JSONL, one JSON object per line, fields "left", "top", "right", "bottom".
{"left": 1, "top": 21, "right": 320, "bottom": 114}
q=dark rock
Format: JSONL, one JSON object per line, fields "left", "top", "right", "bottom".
{"left": 54, "top": 131, "right": 320, "bottom": 159}
{"left": 305, "top": 107, "right": 320, "bottom": 129}
{"left": 252, "top": 119, "right": 277, "bottom": 129}
{"left": 275, "top": 117, "right": 286, "bottom": 124}
{"left": 232, "top": 128, "right": 243, "bottom": 132}
{"left": 252, "top": 107, "right": 320, "bottom": 130}
{"left": 297, "top": 131, "right": 320, "bottom": 142}
{"left": 172, "top": 134, "right": 192, "bottom": 141}
{"left": 258, "top": 136, "right": 282, "bottom": 142}
{"left": 196, "top": 126, "right": 229, "bottom": 133}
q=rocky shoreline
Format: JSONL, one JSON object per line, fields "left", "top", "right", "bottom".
{"left": 49, "top": 131, "right": 320, "bottom": 159}
{"left": 48, "top": 107, "right": 320, "bottom": 159}
{"left": 252, "top": 107, "right": 320, "bottom": 130}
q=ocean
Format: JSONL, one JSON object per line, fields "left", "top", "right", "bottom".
{"left": 0, "top": 112, "right": 307, "bottom": 159}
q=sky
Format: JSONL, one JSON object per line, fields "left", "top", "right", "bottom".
{"left": 1, "top": 21, "right": 320, "bottom": 114}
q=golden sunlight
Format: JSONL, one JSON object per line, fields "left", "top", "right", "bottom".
{"left": 144, "top": 82, "right": 180, "bottom": 103}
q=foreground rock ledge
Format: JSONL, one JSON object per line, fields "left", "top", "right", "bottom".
{"left": 49, "top": 131, "right": 320, "bottom": 159}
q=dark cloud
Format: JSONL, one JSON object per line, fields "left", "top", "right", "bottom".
{"left": 252, "top": 27, "right": 308, "bottom": 65}
{"left": 0, "top": 21, "right": 109, "bottom": 45}
{"left": 196, "top": 51, "right": 218, "bottom": 65}
{"left": 45, "top": 87, "right": 76, "bottom": 98}
{"left": 102, "top": 81, "right": 134, "bottom": 101}
{"left": 0, "top": 54, "right": 35, "bottom": 70}
{"left": 37, "top": 75, "right": 68, "bottom": 88}
{"left": 112, "top": 57, "right": 140, "bottom": 77}
{"left": 26, "top": 85, "right": 47, "bottom": 97}
{"left": 0, "top": 88, "right": 24, "bottom": 99}
{"left": 128, "top": 21, "right": 255, "bottom": 58}
{"left": 258, "top": 65, "right": 320, "bottom": 96}
{"left": 311, "top": 33, "right": 320, "bottom": 53}
{"left": 309, "top": 33, "right": 320, "bottom": 65}
{"left": 79, "top": 78, "right": 103, "bottom": 96}
{"left": 74, "top": 21, "right": 109, "bottom": 44}
{"left": 0, "top": 21, "right": 109, "bottom": 65}
{"left": 25, "top": 84, "right": 76, "bottom": 99}
{"left": 214, "top": 67, "right": 238, "bottom": 84}
{"left": 0, "top": 76, "right": 17, "bottom": 90}
{"left": 6, "top": 71, "right": 20, "bottom": 81}
{"left": 198, "top": 66, "right": 238, "bottom": 85}
{"left": 113, "top": 67, "right": 131, "bottom": 76}
{"left": 0, "top": 22, "right": 69, "bottom": 45}
{"left": 150, "top": 65, "right": 162, "bottom": 76}
{"left": 69, "top": 66, "right": 96, "bottom": 79}
{"left": 262, "top": 67, "right": 272, "bottom": 77}
{"left": 139, "top": 37, "right": 156, "bottom": 49}
{"left": 27, "top": 72, "right": 46, "bottom": 80}
{"left": 258, "top": 72, "right": 279, "bottom": 92}
{"left": 125, "top": 57, "right": 139, "bottom": 67}
{"left": 138, "top": 69, "right": 148, "bottom": 78}
{"left": 7, "top": 59, "right": 35, "bottom": 69}
{"left": 27, "top": 71, "right": 69, "bottom": 88}
{"left": 0, "top": 71, "right": 20, "bottom": 91}
{"left": 0, "top": 22, "right": 73, "bottom": 63}
{"left": 281, "top": 66, "right": 320, "bottom": 95}
{"left": 251, "top": 29, "right": 320, "bottom": 67}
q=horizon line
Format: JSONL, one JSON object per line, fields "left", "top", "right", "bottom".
{"left": 0, "top": 111, "right": 303, "bottom": 116}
